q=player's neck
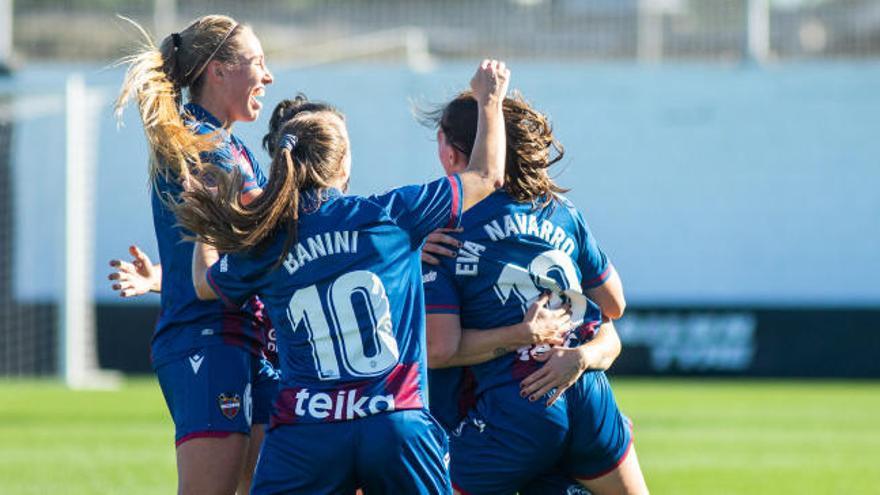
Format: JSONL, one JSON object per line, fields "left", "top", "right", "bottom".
{"left": 190, "top": 97, "right": 233, "bottom": 130}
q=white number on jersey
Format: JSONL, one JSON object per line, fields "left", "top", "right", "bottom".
{"left": 493, "top": 249, "right": 588, "bottom": 326}
{"left": 288, "top": 270, "right": 400, "bottom": 380}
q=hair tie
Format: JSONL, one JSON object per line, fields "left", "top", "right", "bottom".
{"left": 171, "top": 33, "right": 182, "bottom": 50}
{"left": 279, "top": 133, "right": 298, "bottom": 151}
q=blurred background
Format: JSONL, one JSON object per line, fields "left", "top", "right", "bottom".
{"left": 0, "top": 1, "right": 878, "bottom": 494}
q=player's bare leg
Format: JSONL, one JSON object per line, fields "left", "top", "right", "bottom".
{"left": 238, "top": 425, "right": 266, "bottom": 494}
{"left": 177, "top": 434, "right": 249, "bottom": 495}
{"left": 578, "top": 444, "right": 649, "bottom": 495}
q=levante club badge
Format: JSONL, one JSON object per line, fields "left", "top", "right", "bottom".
{"left": 218, "top": 393, "right": 242, "bottom": 420}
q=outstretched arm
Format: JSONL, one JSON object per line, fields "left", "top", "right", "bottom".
{"left": 457, "top": 59, "right": 510, "bottom": 212}
{"left": 107, "top": 245, "right": 161, "bottom": 297}
{"left": 427, "top": 293, "right": 571, "bottom": 369}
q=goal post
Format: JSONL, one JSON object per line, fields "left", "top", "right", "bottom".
{"left": 61, "top": 74, "right": 121, "bottom": 389}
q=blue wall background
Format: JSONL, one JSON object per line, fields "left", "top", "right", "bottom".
{"left": 4, "top": 62, "right": 879, "bottom": 306}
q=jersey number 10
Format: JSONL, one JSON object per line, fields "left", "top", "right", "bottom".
{"left": 287, "top": 270, "right": 400, "bottom": 380}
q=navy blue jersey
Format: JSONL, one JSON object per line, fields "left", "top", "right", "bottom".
{"left": 150, "top": 103, "right": 269, "bottom": 367}
{"left": 208, "top": 176, "right": 463, "bottom": 426}
{"left": 424, "top": 191, "right": 612, "bottom": 397}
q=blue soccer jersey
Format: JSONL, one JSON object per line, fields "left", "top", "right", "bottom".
{"left": 424, "top": 190, "right": 613, "bottom": 396}
{"left": 207, "top": 176, "right": 463, "bottom": 426}
{"left": 149, "top": 103, "right": 269, "bottom": 367}
{"left": 424, "top": 191, "right": 629, "bottom": 493}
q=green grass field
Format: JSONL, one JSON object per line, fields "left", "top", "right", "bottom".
{"left": 1, "top": 378, "right": 878, "bottom": 494}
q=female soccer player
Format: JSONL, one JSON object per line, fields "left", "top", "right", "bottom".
{"left": 174, "top": 60, "right": 509, "bottom": 494}
{"left": 113, "top": 15, "right": 277, "bottom": 494}
{"left": 422, "top": 91, "right": 649, "bottom": 495}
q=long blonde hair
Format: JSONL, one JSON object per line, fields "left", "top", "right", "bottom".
{"left": 114, "top": 15, "right": 248, "bottom": 183}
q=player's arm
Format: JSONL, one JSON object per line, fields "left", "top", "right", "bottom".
{"left": 573, "top": 320, "right": 622, "bottom": 371}
{"left": 107, "top": 245, "right": 162, "bottom": 297}
{"left": 192, "top": 241, "right": 220, "bottom": 301}
{"left": 585, "top": 269, "right": 626, "bottom": 320}
{"left": 520, "top": 321, "right": 622, "bottom": 406}
{"left": 457, "top": 59, "right": 510, "bottom": 212}
{"left": 189, "top": 184, "right": 259, "bottom": 302}
{"left": 428, "top": 293, "right": 570, "bottom": 369}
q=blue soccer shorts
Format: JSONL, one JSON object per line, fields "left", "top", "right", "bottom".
{"left": 251, "top": 408, "right": 451, "bottom": 495}
{"left": 449, "top": 371, "right": 631, "bottom": 494}
{"left": 564, "top": 371, "right": 633, "bottom": 482}
{"left": 156, "top": 343, "right": 280, "bottom": 446}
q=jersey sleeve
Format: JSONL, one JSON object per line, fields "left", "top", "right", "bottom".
{"left": 206, "top": 252, "right": 270, "bottom": 309}
{"left": 423, "top": 261, "right": 460, "bottom": 315}
{"left": 574, "top": 210, "right": 613, "bottom": 289}
{"left": 370, "top": 175, "right": 463, "bottom": 244}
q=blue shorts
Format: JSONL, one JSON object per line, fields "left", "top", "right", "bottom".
{"left": 449, "top": 386, "right": 568, "bottom": 495}
{"left": 564, "top": 372, "right": 633, "bottom": 481}
{"left": 156, "top": 344, "right": 280, "bottom": 446}
{"left": 449, "top": 371, "right": 631, "bottom": 494}
{"left": 251, "top": 409, "right": 451, "bottom": 495}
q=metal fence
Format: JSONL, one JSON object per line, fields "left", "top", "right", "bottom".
{"left": 8, "top": 0, "right": 880, "bottom": 63}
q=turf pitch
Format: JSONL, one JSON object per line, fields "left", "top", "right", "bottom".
{"left": 1, "top": 378, "right": 877, "bottom": 494}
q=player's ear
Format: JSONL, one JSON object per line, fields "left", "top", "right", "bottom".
{"left": 205, "top": 60, "right": 223, "bottom": 81}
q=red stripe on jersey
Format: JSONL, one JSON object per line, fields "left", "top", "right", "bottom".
{"left": 583, "top": 265, "right": 613, "bottom": 288}
{"left": 426, "top": 304, "right": 460, "bottom": 313}
{"left": 206, "top": 269, "right": 237, "bottom": 309}
{"left": 457, "top": 367, "right": 478, "bottom": 418}
{"left": 383, "top": 362, "right": 423, "bottom": 410}
{"left": 269, "top": 363, "right": 424, "bottom": 427}
{"left": 446, "top": 175, "right": 462, "bottom": 228}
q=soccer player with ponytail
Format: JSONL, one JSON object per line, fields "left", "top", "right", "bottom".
{"left": 422, "top": 92, "right": 649, "bottom": 494}
{"left": 112, "top": 15, "right": 276, "bottom": 494}
{"left": 175, "top": 60, "right": 509, "bottom": 494}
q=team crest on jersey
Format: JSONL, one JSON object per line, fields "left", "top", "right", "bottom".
{"left": 422, "top": 270, "right": 437, "bottom": 283}
{"left": 218, "top": 393, "right": 241, "bottom": 420}
{"left": 566, "top": 485, "right": 591, "bottom": 495}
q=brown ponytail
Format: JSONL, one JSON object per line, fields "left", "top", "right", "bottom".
{"left": 422, "top": 91, "right": 568, "bottom": 208}
{"left": 175, "top": 97, "right": 349, "bottom": 260}
{"left": 114, "top": 15, "right": 248, "bottom": 183}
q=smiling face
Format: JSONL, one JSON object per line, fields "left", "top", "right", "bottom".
{"left": 207, "top": 28, "right": 273, "bottom": 124}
